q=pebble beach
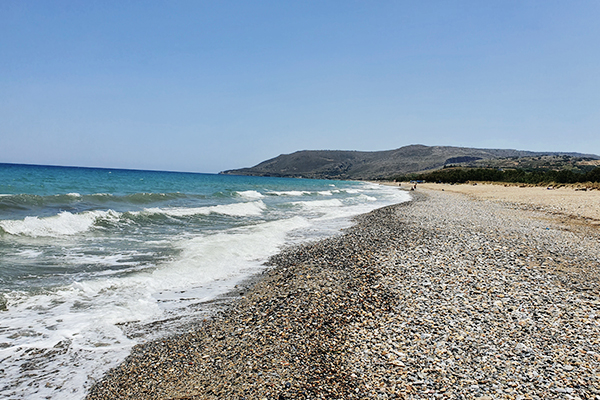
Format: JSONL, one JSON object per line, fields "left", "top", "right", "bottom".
{"left": 87, "top": 187, "right": 600, "bottom": 400}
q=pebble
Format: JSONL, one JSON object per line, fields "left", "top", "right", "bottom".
{"left": 86, "top": 190, "right": 600, "bottom": 399}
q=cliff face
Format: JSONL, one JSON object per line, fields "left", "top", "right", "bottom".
{"left": 220, "top": 144, "right": 599, "bottom": 180}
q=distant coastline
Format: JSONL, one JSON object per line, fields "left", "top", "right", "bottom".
{"left": 220, "top": 144, "right": 600, "bottom": 180}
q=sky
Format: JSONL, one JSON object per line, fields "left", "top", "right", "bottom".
{"left": 1, "top": 1, "right": 599, "bottom": 173}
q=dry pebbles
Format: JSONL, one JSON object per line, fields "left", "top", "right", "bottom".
{"left": 86, "top": 190, "right": 600, "bottom": 400}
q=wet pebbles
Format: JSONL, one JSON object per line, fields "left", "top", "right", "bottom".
{"left": 87, "top": 190, "right": 600, "bottom": 399}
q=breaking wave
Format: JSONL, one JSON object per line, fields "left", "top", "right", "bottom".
{"left": 0, "top": 210, "right": 120, "bottom": 237}
{"left": 0, "top": 201, "right": 267, "bottom": 237}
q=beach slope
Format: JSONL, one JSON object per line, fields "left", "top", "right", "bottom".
{"left": 87, "top": 188, "right": 600, "bottom": 399}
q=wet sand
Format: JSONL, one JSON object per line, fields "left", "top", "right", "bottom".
{"left": 87, "top": 187, "right": 600, "bottom": 399}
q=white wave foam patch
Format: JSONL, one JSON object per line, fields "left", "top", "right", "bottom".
{"left": 300, "top": 197, "right": 373, "bottom": 223}
{"left": 292, "top": 199, "right": 344, "bottom": 209}
{"left": 152, "top": 216, "right": 311, "bottom": 288}
{"left": 301, "top": 184, "right": 412, "bottom": 227}
{"left": 318, "top": 191, "right": 333, "bottom": 196}
{"left": 0, "top": 210, "right": 120, "bottom": 237}
{"left": 63, "top": 250, "right": 147, "bottom": 268}
{"left": 0, "top": 281, "right": 151, "bottom": 400}
{"left": 15, "top": 249, "right": 43, "bottom": 258}
{"left": 268, "top": 190, "right": 311, "bottom": 196}
{"left": 360, "top": 194, "right": 377, "bottom": 201}
{"left": 141, "top": 201, "right": 266, "bottom": 218}
{"left": 236, "top": 190, "right": 264, "bottom": 200}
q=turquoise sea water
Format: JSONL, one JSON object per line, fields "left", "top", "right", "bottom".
{"left": 0, "top": 163, "right": 410, "bottom": 399}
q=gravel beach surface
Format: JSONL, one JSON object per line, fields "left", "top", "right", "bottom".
{"left": 405, "top": 183, "right": 600, "bottom": 224}
{"left": 87, "top": 189, "right": 600, "bottom": 400}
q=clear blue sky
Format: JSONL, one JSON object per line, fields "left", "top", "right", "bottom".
{"left": 2, "top": 1, "right": 599, "bottom": 173}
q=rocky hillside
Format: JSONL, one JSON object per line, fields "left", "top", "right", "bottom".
{"left": 220, "top": 145, "right": 599, "bottom": 180}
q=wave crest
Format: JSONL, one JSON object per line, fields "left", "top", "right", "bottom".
{"left": 140, "top": 201, "right": 266, "bottom": 218}
{"left": 0, "top": 201, "right": 268, "bottom": 237}
{"left": 267, "top": 190, "right": 311, "bottom": 196}
{"left": 236, "top": 190, "right": 264, "bottom": 200}
{"left": 0, "top": 210, "right": 120, "bottom": 237}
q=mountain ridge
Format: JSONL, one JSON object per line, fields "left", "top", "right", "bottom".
{"left": 220, "top": 145, "right": 600, "bottom": 180}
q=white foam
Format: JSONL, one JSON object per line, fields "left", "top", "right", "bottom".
{"left": 151, "top": 216, "right": 311, "bottom": 288}
{"left": 236, "top": 190, "right": 264, "bottom": 200}
{"left": 63, "top": 251, "right": 146, "bottom": 268}
{"left": 140, "top": 201, "right": 266, "bottom": 218}
{"left": 0, "top": 210, "right": 120, "bottom": 237}
{"left": 300, "top": 184, "right": 411, "bottom": 225}
{"left": 15, "top": 249, "right": 43, "bottom": 258}
{"left": 267, "top": 190, "right": 311, "bottom": 196}
{"left": 292, "top": 199, "right": 344, "bottom": 209}
{"left": 204, "top": 201, "right": 266, "bottom": 216}
{"left": 0, "top": 286, "right": 147, "bottom": 399}
{"left": 318, "top": 191, "right": 333, "bottom": 196}
{"left": 361, "top": 194, "right": 377, "bottom": 201}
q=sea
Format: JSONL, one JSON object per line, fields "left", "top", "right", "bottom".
{"left": 0, "top": 163, "right": 411, "bottom": 399}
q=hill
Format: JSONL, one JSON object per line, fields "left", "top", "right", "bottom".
{"left": 220, "top": 145, "right": 600, "bottom": 180}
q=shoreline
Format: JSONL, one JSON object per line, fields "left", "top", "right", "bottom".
{"left": 87, "top": 187, "right": 600, "bottom": 399}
